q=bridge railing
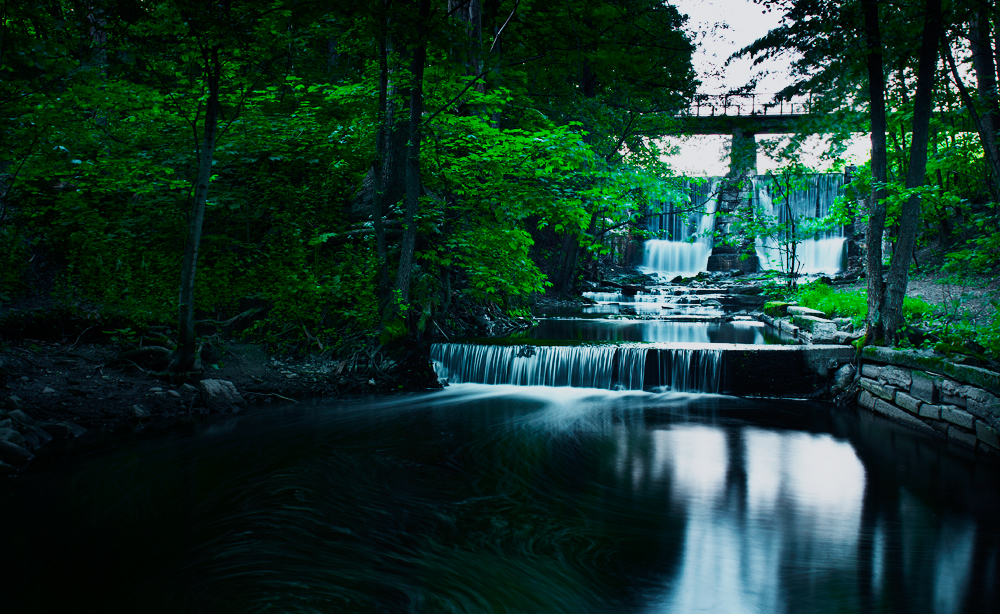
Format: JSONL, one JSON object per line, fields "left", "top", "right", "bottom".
{"left": 679, "top": 94, "right": 813, "bottom": 117}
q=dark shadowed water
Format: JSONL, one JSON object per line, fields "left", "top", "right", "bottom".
{"left": 1, "top": 385, "right": 998, "bottom": 613}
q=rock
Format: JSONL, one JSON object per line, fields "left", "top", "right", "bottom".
{"left": 198, "top": 379, "right": 246, "bottom": 413}
{"left": 910, "top": 371, "right": 938, "bottom": 403}
{"left": 0, "top": 439, "right": 34, "bottom": 466}
{"left": 180, "top": 383, "right": 198, "bottom": 394}
{"left": 6, "top": 395, "right": 26, "bottom": 411}
{"left": 791, "top": 315, "right": 838, "bottom": 337}
{"left": 787, "top": 306, "right": 828, "bottom": 318}
{"left": 0, "top": 460, "right": 17, "bottom": 475}
{"left": 832, "top": 331, "right": 854, "bottom": 344}
{"left": 831, "top": 364, "right": 855, "bottom": 393}
{"left": 976, "top": 421, "right": 1000, "bottom": 449}
{"left": 42, "top": 387, "right": 55, "bottom": 394}
{"left": 65, "top": 377, "right": 82, "bottom": 385}
{"left": 832, "top": 317, "right": 853, "bottom": 331}
{"left": 67, "top": 387, "right": 89, "bottom": 397}
{"left": 861, "top": 364, "right": 882, "bottom": 379}
{"left": 131, "top": 404, "right": 151, "bottom": 419}
{"left": 9, "top": 409, "right": 35, "bottom": 426}
{"left": 21, "top": 426, "right": 53, "bottom": 451}
{"left": 859, "top": 378, "right": 897, "bottom": 402}
{"left": 0, "top": 419, "right": 10, "bottom": 429}
{"left": 895, "top": 392, "right": 922, "bottom": 414}
{"left": 948, "top": 426, "right": 978, "bottom": 449}
{"left": 38, "top": 420, "right": 88, "bottom": 440}
{"left": 941, "top": 406, "right": 975, "bottom": 430}
{"left": 879, "top": 366, "right": 912, "bottom": 389}
{"left": 0, "top": 427, "right": 26, "bottom": 448}
{"left": 149, "top": 387, "right": 163, "bottom": 392}
{"left": 167, "top": 389, "right": 181, "bottom": 398}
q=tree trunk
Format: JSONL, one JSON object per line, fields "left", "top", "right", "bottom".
{"left": 373, "top": 24, "right": 390, "bottom": 301}
{"left": 170, "top": 45, "right": 220, "bottom": 373}
{"left": 862, "top": 0, "right": 889, "bottom": 339}
{"left": 880, "top": 0, "right": 941, "bottom": 343}
{"left": 970, "top": 8, "right": 1000, "bottom": 172}
{"left": 392, "top": 0, "right": 431, "bottom": 311}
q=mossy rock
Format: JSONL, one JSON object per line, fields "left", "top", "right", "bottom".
{"left": 764, "top": 301, "right": 794, "bottom": 317}
{"left": 862, "top": 346, "right": 1000, "bottom": 396}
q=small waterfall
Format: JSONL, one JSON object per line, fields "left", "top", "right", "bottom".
{"left": 431, "top": 343, "right": 648, "bottom": 390}
{"left": 754, "top": 174, "right": 846, "bottom": 274}
{"left": 431, "top": 343, "right": 724, "bottom": 393}
{"left": 649, "top": 348, "right": 723, "bottom": 393}
{"left": 642, "top": 179, "right": 718, "bottom": 276}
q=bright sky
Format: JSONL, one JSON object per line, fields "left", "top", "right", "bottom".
{"left": 664, "top": 0, "right": 870, "bottom": 175}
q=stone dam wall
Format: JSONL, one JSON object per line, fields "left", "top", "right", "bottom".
{"left": 857, "top": 347, "right": 1000, "bottom": 458}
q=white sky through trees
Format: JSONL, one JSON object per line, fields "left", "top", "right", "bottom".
{"left": 664, "top": 0, "right": 869, "bottom": 175}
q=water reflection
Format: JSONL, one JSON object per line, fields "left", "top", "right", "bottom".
{"left": 1, "top": 385, "right": 997, "bottom": 613}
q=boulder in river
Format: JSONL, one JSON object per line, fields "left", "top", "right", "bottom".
{"left": 0, "top": 439, "right": 34, "bottom": 467}
{"left": 199, "top": 379, "right": 246, "bottom": 413}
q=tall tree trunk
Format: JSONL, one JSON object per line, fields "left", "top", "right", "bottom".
{"left": 880, "top": 0, "right": 942, "bottom": 343}
{"left": 373, "top": 24, "right": 390, "bottom": 301}
{"left": 970, "top": 7, "right": 1000, "bottom": 170}
{"left": 944, "top": 42, "right": 1000, "bottom": 201}
{"left": 170, "top": 45, "right": 220, "bottom": 373}
{"left": 393, "top": 0, "right": 431, "bottom": 311}
{"left": 862, "top": 0, "right": 888, "bottom": 340}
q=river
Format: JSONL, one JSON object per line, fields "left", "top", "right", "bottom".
{"left": 2, "top": 384, "right": 998, "bottom": 612}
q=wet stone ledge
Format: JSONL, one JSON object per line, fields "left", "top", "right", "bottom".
{"left": 857, "top": 348, "right": 1000, "bottom": 459}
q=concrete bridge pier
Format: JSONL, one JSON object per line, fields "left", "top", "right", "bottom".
{"left": 707, "top": 128, "right": 760, "bottom": 273}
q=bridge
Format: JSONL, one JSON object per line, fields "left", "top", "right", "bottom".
{"left": 670, "top": 94, "right": 863, "bottom": 175}
{"left": 672, "top": 93, "right": 973, "bottom": 175}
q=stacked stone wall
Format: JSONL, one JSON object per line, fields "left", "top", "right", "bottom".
{"left": 857, "top": 347, "right": 1000, "bottom": 459}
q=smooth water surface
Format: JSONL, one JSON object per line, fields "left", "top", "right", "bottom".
{"left": 518, "top": 318, "right": 789, "bottom": 344}
{"left": 1, "top": 386, "right": 998, "bottom": 613}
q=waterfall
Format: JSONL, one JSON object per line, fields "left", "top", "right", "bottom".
{"left": 431, "top": 343, "right": 725, "bottom": 393}
{"left": 754, "top": 174, "right": 846, "bottom": 274}
{"left": 642, "top": 179, "right": 719, "bottom": 276}
{"left": 649, "top": 348, "right": 723, "bottom": 393}
{"left": 431, "top": 343, "right": 648, "bottom": 390}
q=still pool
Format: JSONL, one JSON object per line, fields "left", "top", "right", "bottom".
{"left": 1, "top": 385, "right": 998, "bottom": 613}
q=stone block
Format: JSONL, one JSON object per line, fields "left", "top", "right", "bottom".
{"left": 895, "top": 392, "right": 922, "bottom": 414}
{"left": 938, "top": 378, "right": 962, "bottom": 398}
{"left": 859, "top": 378, "right": 896, "bottom": 401}
{"left": 791, "top": 315, "right": 838, "bottom": 336}
{"left": 975, "top": 420, "right": 1000, "bottom": 449}
{"left": 787, "top": 306, "right": 828, "bottom": 318}
{"left": 941, "top": 405, "right": 975, "bottom": 430}
{"left": 879, "top": 366, "right": 912, "bottom": 389}
{"left": 919, "top": 404, "right": 941, "bottom": 420}
{"left": 859, "top": 390, "right": 877, "bottom": 410}
{"left": 942, "top": 394, "right": 967, "bottom": 407}
{"left": 948, "top": 426, "right": 979, "bottom": 449}
{"left": 873, "top": 399, "right": 937, "bottom": 436}
{"left": 966, "top": 389, "right": 1000, "bottom": 425}
{"left": 832, "top": 317, "right": 853, "bottom": 331}
{"left": 861, "top": 364, "right": 882, "bottom": 379}
{"left": 910, "top": 371, "right": 938, "bottom": 403}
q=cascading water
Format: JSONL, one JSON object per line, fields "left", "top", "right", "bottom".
{"left": 649, "top": 348, "right": 723, "bottom": 393}
{"left": 431, "top": 344, "right": 648, "bottom": 389}
{"left": 642, "top": 179, "right": 719, "bottom": 277}
{"left": 754, "top": 174, "right": 846, "bottom": 274}
{"left": 431, "top": 343, "right": 724, "bottom": 392}
{"left": 642, "top": 174, "right": 847, "bottom": 277}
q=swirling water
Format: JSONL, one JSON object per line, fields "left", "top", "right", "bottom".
{"left": 1, "top": 385, "right": 998, "bottom": 613}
